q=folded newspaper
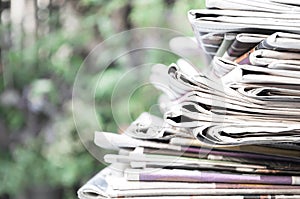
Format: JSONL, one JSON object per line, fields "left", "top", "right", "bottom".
{"left": 78, "top": 0, "right": 300, "bottom": 198}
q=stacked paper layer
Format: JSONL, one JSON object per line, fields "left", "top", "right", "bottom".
{"left": 78, "top": 0, "right": 300, "bottom": 198}
{"left": 183, "top": 0, "right": 300, "bottom": 145}
{"left": 78, "top": 114, "right": 300, "bottom": 198}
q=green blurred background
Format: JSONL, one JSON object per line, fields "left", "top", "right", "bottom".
{"left": 0, "top": 0, "right": 204, "bottom": 198}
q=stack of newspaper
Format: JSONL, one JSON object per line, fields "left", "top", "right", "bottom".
{"left": 77, "top": 111, "right": 300, "bottom": 198}
{"left": 78, "top": 0, "right": 300, "bottom": 198}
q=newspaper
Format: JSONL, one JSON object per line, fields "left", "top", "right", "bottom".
{"left": 78, "top": 125, "right": 300, "bottom": 198}
{"left": 78, "top": 165, "right": 300, "bottom": 199}
{"left": 78, "top": 0, "right": 300, "bottom": 198}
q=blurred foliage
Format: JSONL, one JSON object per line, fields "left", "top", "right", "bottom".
{"left": 0, "top": 0, "right": 204, "bottom": 199}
